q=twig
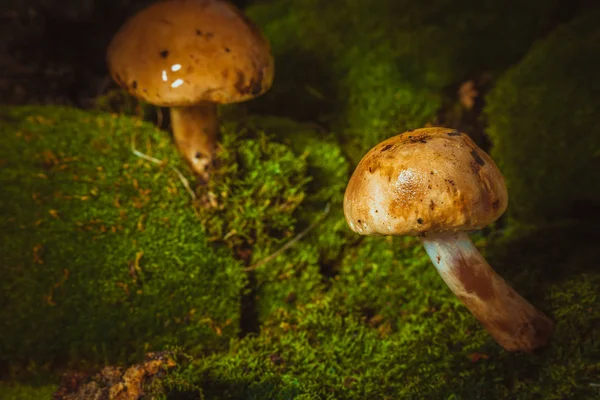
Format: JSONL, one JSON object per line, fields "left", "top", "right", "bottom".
{"left": 130, "top": 135, "right": 196, "bottom": 200}
{"left": 243, "top": 202, "right": 331, "bottom": 272}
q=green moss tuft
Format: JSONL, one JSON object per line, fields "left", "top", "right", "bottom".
{"left": 194, "top": 121, "right": 310, "bottom": 257}
{"left": 484, "top": 11, "right": 600, "bottom": 223}
{"left": 0, "top": 106, "right": 245, "bottom": 369}
{"left": 195, "top": 116, "right": 352, "bottom": 326}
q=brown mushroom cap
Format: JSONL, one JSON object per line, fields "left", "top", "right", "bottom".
{"left": 106, "top": 0, "right": 274, "bottom": 107}
{"left": 344, "top": 127, "right": 508, "bottom": 236}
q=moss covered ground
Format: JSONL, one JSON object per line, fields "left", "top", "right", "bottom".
{"left": 1, "top": 105, "right": 599, "bottom": 399}
{"left": 1, "top": 1, "right": 600, "bottom": 399}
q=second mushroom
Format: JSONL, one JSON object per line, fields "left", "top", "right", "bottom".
{"left": 107, "top": 0, "right": 274, "bottom": 182}
{"left": 343, "top": 127, "right": 555, "bottom": 352}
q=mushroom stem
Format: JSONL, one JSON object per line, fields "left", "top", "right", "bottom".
{"left": 419, "top": 231, "right": 554, "bottom": 352}
{"left": 170, "top": 102, "right": 219, "bottom": 181}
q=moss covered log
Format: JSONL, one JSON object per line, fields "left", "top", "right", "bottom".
{"left": 484, "top": 11, "right": 600, "bottom": 223}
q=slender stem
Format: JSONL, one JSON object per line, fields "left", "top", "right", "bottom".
{"left": 169, "top": 102, "right": 219, "bottom": 182}
{"left": 420, "top": 231, "right": 554, "bottom": 352}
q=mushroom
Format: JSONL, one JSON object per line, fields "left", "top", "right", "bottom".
{"left": 343, "top": 127, "right": 554, "bottom": 352}
{"left": 106, "top": 0, "right": 274, "bottom": 181}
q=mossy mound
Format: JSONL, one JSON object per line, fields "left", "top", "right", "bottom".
{"left": 0, "top": 106, "right": 352, "bottom": 380}
{"left": 0, "top": 106, "right": 246, "bottom": 369}
{"left": 245, "top": 0, "right": 557, "bottom": 162}
{"left": 484, "top": 11, "right": 600, "bottom": 223}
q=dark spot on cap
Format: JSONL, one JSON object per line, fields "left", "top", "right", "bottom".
{"left": 357, "top": 219, "right": 362, "bottom": 224}
{"left": 492, "top": 200, "right": 500, "bottom": 210}
{"left": 470, "top": 149, "right": 485, "bottom": 166}
{"left": 368, "top": 167, "right": 373, "bottom": 173}
{"left": 132, "top": 80, "right": 137, "bottom": 89}
{"left": 234, "top": 70, "right": 246, "bottom": 93}
{"left": 417, "top": 218, "right": 423, "bottom": 224}
{"left": 195, "top": 152, "right": 205, "bottom": 159}
{"left": 224, "top": 47, "right": 231, "bottom": 53}
{"left": 407, "top": 129, "right": 415, "bottom": 132}
{"left": 196, "top": 29, "right": 202, "bottom": 35}
{"left": 447, "top": 130, "right": 461, "bottom": 136}
{"left": 375, "top": 209, "right": 378, "bottom": 213}
{"left": 159, "top": 50, "right": 169, "bottom": 58}
{"left": 381, "top": 144, "right": 393, "bottom": 152}
{"left": 436, "top": 255, "right": 441, "bottom": 264}
{"left": 430, "top": 201, "right": 435, "bottom": 210}
{"left": 249, "top": 76, "right": 263, "bottom": 95}
{"left": 234, "top": 68, "right": 264, "bottom": 96}
{"left": 445, "top": 179, "right": 455, "bottom": 186}
{"left": 418, "top": 232, "right": 427, "bottom": 237}
{"left": 408, "top": 134, "right": 430, "bottom": 144}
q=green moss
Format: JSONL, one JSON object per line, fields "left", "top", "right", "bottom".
{"left": 149, "top": 222, "right": 600, "bottom": 399}
{"left": 195, "top": 127, "right": 308, "bottom": 251}
{"left": 4, "top": 8, "right": 600, "bottom": 392}
{"left": 0, "top": 106, "right": 246, "bottom": 369}
{"left": 0, "top": 107, "right": 355, "bottom": 389}
{"left": 196, "top": 116, "right": 352, "bottom": 325}
{"left": 484, "top": 11, "right": 600, "bottom": 223}
{"left": 0, "top": 382, "right": 58, "bottom": 400}
{"left": 245, "top": 0, "right": 558, "bottom": 162}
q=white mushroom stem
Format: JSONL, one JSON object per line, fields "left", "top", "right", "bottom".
{"left": 170, "top": 102, "right": 219, "bottom": 182}
{"left": 419, "top": 231, "right": 554, "bottom": 352}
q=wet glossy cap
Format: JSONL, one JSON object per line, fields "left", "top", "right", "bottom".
{"left": 344, "top": 127, "right": 508, "bottom": 236}
{"left": 106, "top": 0, "right": 274, "bottom": 107}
